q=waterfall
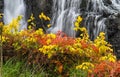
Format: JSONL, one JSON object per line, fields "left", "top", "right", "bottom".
{"left": 3, "top": 0, "right": 120, "bottom": 39}
{"left": 48, "top": 0, "right": 120, "bottom": 39}
{"left": 48, "top": 0, "right": 81, "bottom": 37}
{"left": 3, "top": 0, "right": 27, "bottom": 31}
{"left": 85, "top": 0, "right": 120, "bottom": 39}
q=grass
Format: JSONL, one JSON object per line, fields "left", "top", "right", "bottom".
{"left": 2, "top": 57, "right": 47, "bottom": 77}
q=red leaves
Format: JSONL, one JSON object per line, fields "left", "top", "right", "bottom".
{"left": 110, "top": 61, "right": 120, "bottom": 77}
{"left": 80, "top": 40, "right": 99, "bottom": 53}
{"left": 37, "top": 31, "right": 75, "bottom": 46}
{"left": 80, "top": 40, "right": 88, "bottom": 49}
{"left": 51, "top": 31, "right": 75, "bottom": 46}
{"left": 91, "top": 61, "right": 120, "bottom": 77}
{"left": 91, "top": 45, "right": 99, "bottom": 53}
{"left": 52, "top": 60, "right": 63, "bottom": 74}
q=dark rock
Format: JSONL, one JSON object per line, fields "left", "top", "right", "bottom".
{"left": 107, "top": 16, "right": 120, "bottom": 59}
{"left": 0, "top": 0, "right": 3, "bottom": 22}
{"left": 25, "top": 0, "right": 52, "bottom": 30}
{"left": 0, "top": 0, "right": 3, "bottom": 13}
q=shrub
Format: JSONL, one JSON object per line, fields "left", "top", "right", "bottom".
{"left": 0, "top": 13, "right": 118, "bottom": 76}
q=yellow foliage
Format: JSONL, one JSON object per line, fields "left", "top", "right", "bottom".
{"left": 0, "top": 22, "right": 3, "bottom": 28}
{"left": 39, "top": 12, "right": 51, "bottom": 21}
{"left": 34, "top": 28, "right": 44, "bottom": 36}
{"left": 99, "top": 53, "right": 116, "bottom": 62}
{"left": 47, "top": 24, "right": 51, "bottom": 28}
{"left": 0, "top": 13, "right": 3, "bottom": 19}
{"left": 76, "top": 62, "right": 94, "bottom": 73}
{"left": 3, "top": 16, "right": 22, "bottom": 34}
{"left": 39, "top": 45, "right": 58, "bottom": 58}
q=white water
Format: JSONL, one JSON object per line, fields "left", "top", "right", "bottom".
{"left": 48, "top": 0, "right": 120, "bottom": 39}
{"left": 3, "top": 0, "right": 120, "bottom": 39}
{"left": 3, "top": 0, "right": 27, "bottom": 31}
{"left": 48, "top": 0, "right": 81, "bottom": 37}
{"left": 86, "top": 0, "right": 120, "bottom": 39}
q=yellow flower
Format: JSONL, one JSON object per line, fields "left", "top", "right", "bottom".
{"left": 80, "top": 27, "right": 86, "bottom": 32}
{"left": 30, "top": 14, "right": 35, "bottom": 21}
{"left": 109, "top": 57, "right": 116, "bottom": 62}
{"left": 43, "top": 15, "right": 47, "bottom": 20}
{"left": 39, "top": 12, "right": 51, "bottom": 21}
{"left": 39, "top": 15, "right": 42, "bottom": 19}
{"left": 39, "top": 45, "right": 58, "bottom": 58}
{"left": 0, "top": 22, "right": 3, "bottom": 28}
{"left": 47, "top": 33, "right": 56, "bottom": 39}
{"left": 99, "top": 45, "right": 107, "bottom": 53}
{"left": 99, "top": 32, "right": 105, "bottom": 37}
{"left": 0, "top": 36, "right": 8, "bottom": 42}
{"left": 46, "top": 39, "right": 51, "bottom": 44}
{"left": 35, "top": 28, "right": 44, "bottom": 35}
{"left": 73, "top": 28, "right": 78, "bottom": 31}
{"left": 76, "top": 62, "right": 94, "bottom": 71}
{"left": 99, "top": 53, "right": 116, "bottom": 62}
{"left": 99, "top": 56, "right": 107, "bottom": 61}
{"left": 47, "top": 16, "right": 51, "bottom": 21}
{"left": 108, "top": 53, "right": 116, "bottom": 62}
{"left": 47, "top": 24, "right": 51, "bottom": 28}
{"left": 28, "top": 25, "right": 32, "bottom": 29}
{"left": 77, "top": 16, "right": 82, "bottom": 22}
{"left": 41, "top": 12, "right": 44, "bottom": 17}
{"left": 74, "top": 22, "right": 79, "bottom": 27}
{"left": 0, "top": 13, "right": 3, "bottom": 19}
{"left": 76, "top": 65, "right": 82, "bottom": 69}
{"left": 83, "top": 66, "right": 88, "bottom": 70}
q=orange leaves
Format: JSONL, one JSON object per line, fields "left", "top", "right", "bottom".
{"left": 37, "top": 31, "right": 75, "bottom": 46}
{"left": 80, "top": 40, "right": 88, "bottom": 49}
{"left": 92, "top": 61, "right": 120, "bottom": 77}
{"left": 91, "top": 44, "right": 99, "bottom": 53}
{"left": 52, "top": 33, "right": 75, "bottom": 47}
{"left": 110, "top": 61, "right": 120, "bottom": 76}
{"left": 80, "top": 40, "right": 99, "bottom": 53}
{"left": 52, "top": 60, "right": 63, "bottom": 74}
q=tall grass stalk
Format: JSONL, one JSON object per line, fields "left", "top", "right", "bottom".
{"left": 0, "top": 22, "right": 3, "bottom": 77}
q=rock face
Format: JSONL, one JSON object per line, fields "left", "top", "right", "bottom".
{"left": 0, "top": 0, "right": 3, "bottom": 21}
{"left": 25, "top": 0, "right": 52, "bottom": 29}
{"left": 0, "top": 0, "right": 3, "bottom": 12}
{"left": 107, "top": 15, "right": 120, "bottom": 59}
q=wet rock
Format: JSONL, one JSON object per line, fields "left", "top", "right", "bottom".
{"left": 25, "top": 0, "right": 52, "bottom": 29}
{"left": 107, "top": 16, "right": 120, "bottom": 59}
{"left": 0, "top": 0, "right": 3, "bottom": 22}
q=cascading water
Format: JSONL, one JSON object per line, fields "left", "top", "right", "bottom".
{"left": 85, "top": 0, "right": 120, "bottom": 40}
{"left": 3, "top": 0, "right": 27, "bottom": 31}
{"left": 49, "top": 0, "right": 120, "bottom": 40}
{"left": 48, "top": 0, "right": 82, "bottom": 37}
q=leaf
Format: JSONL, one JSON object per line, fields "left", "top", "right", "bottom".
{"left": 58, "top": 64, "right": 63, "bottom": 74}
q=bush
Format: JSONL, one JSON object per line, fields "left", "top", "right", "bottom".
{"left": 0, "top": 14, "right": 119, "bottom": 76}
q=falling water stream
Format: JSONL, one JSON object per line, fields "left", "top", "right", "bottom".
{"left": 3, "top": 0, "right": 27, "bottom": 31}
{"left": 48, "top": 0, "right": 82, "bottom": 37}
{"left": 85, "top": 0, "right": 120, "bottom": 39}
{"left": 48, "top": 0, "right": 120, "bottom": 39}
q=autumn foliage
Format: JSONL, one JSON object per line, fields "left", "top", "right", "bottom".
{"left": 0, "top": 13, "right": 120, "bottom": 76}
